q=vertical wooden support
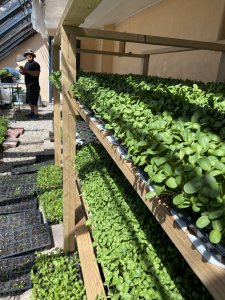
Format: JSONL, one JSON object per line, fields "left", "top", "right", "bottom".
{"left": 119, "top": 41, "right": 126, "bottom": 53}
{"left": 52, "top": 45, "right": 61, "bottom": 166}
{"left": 61, "top": 25, "right": 77, "bottom": 252}
{"left": 142, "top": 54, "right": 150, "bottom": 75}
{"left": 216, "top": 52, "right": 225, "bottom": 82}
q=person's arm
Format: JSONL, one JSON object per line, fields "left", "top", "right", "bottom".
{"left": 19, "top": 66, "right": 40, "bottom": 77}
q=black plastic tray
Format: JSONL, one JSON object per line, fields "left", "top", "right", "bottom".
{"left": 0, "top": 210, "right": 42, "bottom": 231}
{"left": 0, "top": 254, "right": 34, "bottom": 273}
{"left": 0, "top": 270, "right": 32, "bottom": 296}
{"left": 35, "top": 154, "right": 54, "bottom": 163}
{"left": 0, "top": 173, "right": 37, "bottom": 187}
{"left": 0, "top": 198, "right": 37, "bottom": 215}
{"left": 0, "top": 184, "right": 38, "bottom": 202}
{"left": 0, "top": 254, "right": 34, "bottom": 296}
{"left": 11, "top": 160, "right": 54, "bottom": 175}
{"left": 0, "top": 174, "right": 38, "bottom": 201}
{"left": 0, "top": 223, "right": 52, "bottom": 258}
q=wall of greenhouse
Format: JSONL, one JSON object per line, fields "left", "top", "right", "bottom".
{"left": 80, "top": 0, "right": 225, "bottom": 83}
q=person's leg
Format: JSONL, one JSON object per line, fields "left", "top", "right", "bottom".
{"left": 29, "top": 87, "right": 40, "bottom": 119}
{"left": 30, "top": 104, "right": 34, "bottom": 113}
{"left": 26, "top": 90, "right": 34, "bottom": 117}
{"left": 30, "top": 104, "right": 38, "bottom": 115}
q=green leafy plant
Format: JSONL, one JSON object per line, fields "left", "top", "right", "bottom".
{"left": 49, "top": 71, "right": 62, "bottom": 93}
{"left": 38, "top": 189, "right": 63, "bottom": 223}
{"left": 0, "top": 116, "right": 8, "bottom": 151}
{"left": 72, "top": 72, "right": 225, "bottom": 244}
{"left": 37, "top": 165, "right": 63, "bottom": 191}
{"left": 0, "top": 69, "right": 8, "bottom": 76}
{"left": 0, "top": 68, "right": 19, "bottom": 82}
{"left": 76, "top": 143, "right": 211, "bottom": 299}
{"left": 32, "top": 249, "right": 86, "bottom": 300}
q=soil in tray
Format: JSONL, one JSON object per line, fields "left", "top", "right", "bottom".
{"left": 0, "top": 184, "right": 38, "bottom": 202}
{"left": 0, "top": 174, "right": 37, "bottom": 186}
{"left": 0, "top": 271, "right": 32, "bottom": 297}
{"left": 11, "top": 160, "right": 54, "bottom": 175}
{"left": 0, "top": 198, "right": 37, "bottom": 214}
{"left": 0, "top": 254, "right": 34, "bottom": 274}
{"left": 0, "top": 254, "right": 34, "bottom": 296}
{"left": 0, "top": 224, "right": 51, "bottom": 258}
{"left": 35, "top": 154, "right": 54, "bottom": 163}
{"left": 0, "top": 210, "right": 42, "bottom": 231}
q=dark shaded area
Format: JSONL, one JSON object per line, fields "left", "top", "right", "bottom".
{"left": 77, "top": 143, "right": 213, "bottom": 299}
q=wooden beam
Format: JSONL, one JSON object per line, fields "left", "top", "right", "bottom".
{"left": 65, "top": 26, "right": 225, "bottom": 52}
{"left": 77, "top": 48, "right": 145, "bottom": 58}
{"left": 52, "top": 45, "right": 61, "bottom": 166}
{"left": 74, "top": 100, "right": 225, "bottom": 300}
{"left": 53, "top": 0, "right": 103, "bottom": 46}
{"left": 142, "top": 46, "right": 196, "bottom": 55}
{"left": 75, "top": 181, "right": 106, "bottom": 299}
{"left": 61, "top": 26, "right": 77, "bottom": 252}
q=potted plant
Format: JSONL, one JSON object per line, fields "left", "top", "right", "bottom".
{"left": 0, "top": 69, "right": 13, "bottom": 83}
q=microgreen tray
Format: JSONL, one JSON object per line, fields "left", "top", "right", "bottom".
{"left": 0, "top": 185, "right": 38, "bottom": 202}
{"left": 0, "top": 173, "right": 37, "bottom": 186}
{"left": 0, "top": 210, "right": 42, "bottom": 231}
{"left": 11, "top": 160, "right": 54, "bottom": 175}
{"left": 0, "top": 270, "right": 32, "bottom": 296}
{"left": 0, "top": 254, "right": 34, "bottom": 296}
{"left": 0, "top": 198, "right": 37, "bottom": 215}
{"left": 0, "top": 223, "right": 52, "bottom": 258}
{"left": 35, "top": 154, "right": 54, "bottom": 163}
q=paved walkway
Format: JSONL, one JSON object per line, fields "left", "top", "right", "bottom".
{"left": 0, "top": 103, "right": 60, "bottom": 300}
{"left": 0, "top": 103, "right": 53, "bottom": 174}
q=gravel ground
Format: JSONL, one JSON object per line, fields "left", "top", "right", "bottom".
{"left": 0, "top": 103, "right": 53, "bottom": 174}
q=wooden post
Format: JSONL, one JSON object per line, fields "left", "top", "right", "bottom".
{"left": 142, "top": 54, "right": 150, "bottom": 75}
{"left": 216, "top": 52, "right": 225, "bottom": 82}
{"left": 61, "top": 25, "right": 77, "bottom": 252}
{"left": 52, "top": 45, "right": 61, "bottom": 166}
{"left": 119, "top": 41, "right": 126, "bottom": 53}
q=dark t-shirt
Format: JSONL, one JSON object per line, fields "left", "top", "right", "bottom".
{"left": 24, "top": 60, "right": 40, "bottom": 89}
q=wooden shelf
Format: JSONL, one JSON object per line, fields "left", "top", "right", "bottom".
{"left": 74, "top": 100, "right": 225, "bottom": 300}
{"left": 75, "top": 180, "right": 106, "bottom": 300}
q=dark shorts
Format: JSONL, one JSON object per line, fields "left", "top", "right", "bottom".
{"left": 26, "top": 86, "right": 40, "bottom": 105}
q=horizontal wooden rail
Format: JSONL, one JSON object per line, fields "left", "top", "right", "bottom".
{"left": 73, "top": 99, "right": 225, "bottom": 300}
{"left": 65, "top": 26, "right": 225, "bottom": 52}
{"left": 142, "top": 46, "right": 196, "bottom": 55}
{"left": 77, "top": 48, "right": 145, "bottom": 58}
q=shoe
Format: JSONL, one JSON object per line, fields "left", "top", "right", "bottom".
{"left": 31, "top": 114, "right": 39, "bottom": 120}
{"left": 25, "top": 112, "right": 34, "bottom": 118}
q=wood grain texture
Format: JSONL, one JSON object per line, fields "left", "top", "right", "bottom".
{"left": 52, "top": 46, "right": 61, "bottom": 166}
{"left": 66, "top": 26, "right": 225, "bottom": 52}
{"left": 75, "top": 181, "right": 106, "bottom": 299}
{"left": 61, "top": 26, "right": 77, "bottom": 252}
{"left": 53, "top": 0, "right": 103, "bottom": 46}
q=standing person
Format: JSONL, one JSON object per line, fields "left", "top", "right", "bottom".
{"left": 19, "top": 49, "right": 40, "bottom": 120}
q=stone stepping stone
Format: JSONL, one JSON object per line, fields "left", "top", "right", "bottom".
{"left": 3, "top": 137, "right": 19, "bottom": 148}
{"left": 7, "top": 127, "right": 24, "bottom": 138}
